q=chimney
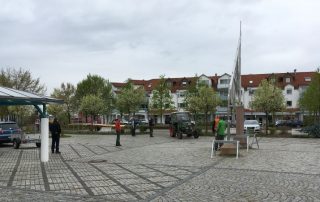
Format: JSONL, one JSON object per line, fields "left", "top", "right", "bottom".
{"left": 294, "top": 69, "right": 296, "bottom": 74}
{"left": 215, "top": 73, "right": 217, "bottom": 77}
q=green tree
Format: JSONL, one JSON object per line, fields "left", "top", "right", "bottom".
{"left": 185, "top": 76, "right": 207, "bottom": 115}
{"left": 250, "top": 79, "right": 285, "bottom": 135}
{"left": 299, "top": 72, "right": 320, "bottom": 124}
{"left": 149, "top": 75, "right": 174, "bottom": 124}
{"left": 80, "top": 95, "right": 105, "bottom": 129}
{"left": 0, "top": 67, "right": 46, "bottom": 125}
{"left": 116, "top": 81, "right": 145, "bottom": 117}
{"left": 75, "top": 74, "right": 113, "bottom": 121}
{"left": 48, "top": 83, "right": 76, "bottom": 124}
{"left": 0, "top": 67, "right": 46, "bottom": 94}
{"left": 186, "top": 85, "right": 220, "bottom": 134}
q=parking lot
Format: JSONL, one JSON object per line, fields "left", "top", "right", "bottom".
{"left": 0, "top": 130, "right": 320, "bottom": 201}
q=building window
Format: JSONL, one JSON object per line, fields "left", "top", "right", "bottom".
{"left": 286, "top": 89, "right": 292, "bottom": 95}
{"left": 286, "top": 101, "right": 292, "bottom": 107}
{"left": 249, "top": 89, "right": 255, "bottom": 96}
{"left": 178, "top": 103, "right": 186, "bottom": 108}
{"left": 199, "top": 79, "right": 210, "bottom": 86}
{"left": 182, "top": 81, "right": 187, "bottom": 86}
{"left": 285, "top": 77, "right": 291, "bottom": 83}
{"left": 220, "top": 79, "right": 230, "bottom": 84}
{"left": 179, "top": 91, "right": 186, "bottom": 97}
{"left": 304, "top": 77, "right": 311, "bottom": 82}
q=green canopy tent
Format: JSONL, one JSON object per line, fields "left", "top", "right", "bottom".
{"left": 0, "top": 86, "right": 64, "bottom": 162}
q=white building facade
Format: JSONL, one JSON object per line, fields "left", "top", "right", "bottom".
{"left": 111, "top": 71, "right": 315, "bottom": 124}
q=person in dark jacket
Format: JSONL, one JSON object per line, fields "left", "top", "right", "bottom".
{"left": 149, "top": 117, "right": 154, "bottom": 137}
{"left": 50, "top": 118, "right": 61, "bottom": 154}
{"left": 130, "top": 117, "right": 136, "bottom": 136}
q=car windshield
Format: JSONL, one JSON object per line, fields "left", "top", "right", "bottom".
{"left": 176, "top": 113, "right": 191, "bottom": 121}
{"left": 0, "top": 123, "right": 19, "bottom": 130}
{"left": 177, "top": 113, "right": 190, "bottom": 121}
{"left": 244, "top": 120, "right": 259, "bottom": 125}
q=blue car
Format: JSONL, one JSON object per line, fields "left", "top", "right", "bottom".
{"left": 0, "top": 121, "right": 22, "bottom": 144}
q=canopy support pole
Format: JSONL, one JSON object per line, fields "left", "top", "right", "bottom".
{"left": 34, "top": 104, "right": 49, "bottom": 162}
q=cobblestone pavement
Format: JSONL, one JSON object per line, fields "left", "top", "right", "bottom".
{"left": 0, "top": 131, "right": 320, "bottom": 201}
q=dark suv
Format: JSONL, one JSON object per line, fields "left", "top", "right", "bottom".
{"left": 275, "top": 120, "right": 303, "bottom": 128}
{"left": 0, "top": 121, "right": 22, "bottom": 144}
{"left": 169, "top": 112, "right": 199, "bottom": 139}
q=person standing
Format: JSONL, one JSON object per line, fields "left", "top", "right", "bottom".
{"left": 149, "top": 117, "right": 154, "bottom": 137}
{"left": 130, "top": 117, "right": 136, "bottom": 136}
{"left": 50, "top": 118, "right": 61, "bottom": 154}
{"left": 213, "top": 115, "right": 220, "bottom": 135}
{"left": 214, "top": 116, "right": 226, "bottom": 151}
{"left": 115, "top": 118, "right": 121, "bottom": 146}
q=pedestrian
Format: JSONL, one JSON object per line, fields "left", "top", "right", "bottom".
{"left": 50, "top": 118, "right": 61, "bottom": 154}
{"left": 214, "top": 116, "right": 226, "bottom": 151}
{"left": 115, "top": 118, "right": 121, "bottom": 146}
{"left": 213, "top": 115, "right": 220, "bottom": 135}
{"left": 149, "top": 117, "right": 154, "bottom": 137}
{"left": 130, "top": 117, "right": 136, "bottom": 136}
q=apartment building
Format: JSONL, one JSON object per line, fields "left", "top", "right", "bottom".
{"left": 111, "top": 71, "right": 315, "bottom": 124}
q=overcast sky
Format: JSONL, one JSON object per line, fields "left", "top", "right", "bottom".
{"left": 0, "top": 0, "right": 319, "bottom": 94}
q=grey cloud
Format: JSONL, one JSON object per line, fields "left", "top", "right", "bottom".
{"left": 0, "top": 0, "right": 319, "bottom": 94}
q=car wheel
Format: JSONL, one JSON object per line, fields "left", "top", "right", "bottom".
{"left": 13, "top": 140, "right": 20, "bottom": 149}
{"left": 36, "top": 143, "right": 41, "bottom": 148}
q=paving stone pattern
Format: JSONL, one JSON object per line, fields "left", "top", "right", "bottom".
{"left": 0, "top": 131, "right": 319, "bottom": 201}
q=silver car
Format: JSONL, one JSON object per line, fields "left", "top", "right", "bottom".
{"left": 244, "top": 120, "right": 261, "bottom": 133}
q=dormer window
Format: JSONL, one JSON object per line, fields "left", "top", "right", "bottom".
{"left": 220, "top": 79, "right": 230, "bottom": 84}
{"left": 182, "top": 81, "right": 187, "bottom": 86}
{"left": 304, "top": 77, "right": 311, "bottom": 82}
{"left": 285, "top": 77, "right": 291, "bottom": 83}
{"left": 166, "top": 81, "right": 172, "bottom": 87}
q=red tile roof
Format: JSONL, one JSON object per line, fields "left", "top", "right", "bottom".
{"left": 112, "top": 71, "right": 316, "bottom": 93}
{"left": 241, "top": 72, "right": 315, "bottom": 89}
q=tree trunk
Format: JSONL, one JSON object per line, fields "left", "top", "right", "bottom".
{"left": 67, "top": 112, "right": 71, "bottom": 124}
{"left": 205, "top": 111, "right": 208, "bottom": 135}
{"left": 265, "top": 112, "right": 269, "bottom": 135}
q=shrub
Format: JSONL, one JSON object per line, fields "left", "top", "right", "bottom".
{"left": 269, "top": 127, "right": 276, "bottom": 135}
{"left": 139, "top": 125, "right": 147, "bottom": 133}
{"left": 301, "top": 124, "right": 320, "bottom": 138}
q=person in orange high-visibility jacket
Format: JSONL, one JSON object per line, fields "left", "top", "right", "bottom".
{"left": 115, "top": 119, "right": 121, "bottom": 146}
{"left": 212, "top": 116, "right": 220, "bottom": 135}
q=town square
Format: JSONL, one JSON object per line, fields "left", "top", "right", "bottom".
{"left": 1, "top": 0, "right": 320, "bottom": 201}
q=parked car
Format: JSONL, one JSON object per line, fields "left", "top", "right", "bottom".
{"left": 275, "top": 120, "right": 287, "bottom": 127}
{"left": 244, "top": 120, "right": 261, "bottom": 133}
{"left": 128, "top": 118, "right": 148, "bottom": 126}
{"left": 0, "top": 121, "right": 22, "bottom": 144}
{"left": 275, "top": 120, "right": 303, "bottom": 128}
{"left": 290, "top": 120, "right": 303, "bottom": 127}
{"left": 111, "top": 119, "right": 128, "bottom": 125}
{"left": 169, "top": 112, "right": 199, "bottom": 139}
